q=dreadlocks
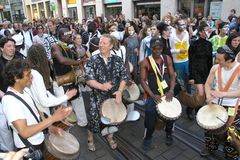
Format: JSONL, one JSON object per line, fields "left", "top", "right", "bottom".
{"left": 27, "top": 44, "right": 52, "bottom": 89}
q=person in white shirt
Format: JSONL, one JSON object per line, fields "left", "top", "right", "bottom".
{"left": 170, "top": 18, "right": 190, "bottom": 88}
{"left": 33, "top": 25, "right": 48, "bottom": 46}
{"left": 2, "top": 59, "right": 72, "bottom": 150}
{"left": 21, "top": 23, "right": 33, "bottom": 56}
{"left": 27, "top": 44, "right": 77, "bottom": 116}
{"left": 139, "top": 24, "right": 160, "bottom": 63}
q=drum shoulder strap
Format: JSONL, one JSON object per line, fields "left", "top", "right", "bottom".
{"left": 218, "top": 65, "right": 240, "bottom": 92}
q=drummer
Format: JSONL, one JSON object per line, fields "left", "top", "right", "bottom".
{"left": 140, "top": 38, "right": 175, "bottom": 150}
{"left": 85, "top": 34, "right": 128, "bottom": 151}
{"left": 201, "top": 45, "right": 240, "bottom": 159}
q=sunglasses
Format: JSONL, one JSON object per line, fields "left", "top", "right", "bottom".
{"left": 64, "top": 31, "right": 73, "bottom": 36}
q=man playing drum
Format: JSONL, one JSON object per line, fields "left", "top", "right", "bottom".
{"left": 85, "top": 34, "right": 128, "bottom": 151}
{"left": 2, "top": 59, "right": 72, "bottom": 154}
{"left": 201, "top": 45, "right": 240, "bottom": 159}
{"left": 140, "top": 38, "right": 176, "bottom": 150}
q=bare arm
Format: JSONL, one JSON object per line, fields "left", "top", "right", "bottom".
{"left": 205, "top": 65, "right": 217, "bottom": 103}
{"left": 51, "top": 44, "right": 81, "bottom": 66}
{"left": 12, "top": 107, "right": 71, "bottom": 139}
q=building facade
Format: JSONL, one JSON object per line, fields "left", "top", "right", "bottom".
{"left": 0, "top": 0, "right": 25, "bottom": 23}
{"left": 22, "top": 0, "right": 240, "bottom": 22}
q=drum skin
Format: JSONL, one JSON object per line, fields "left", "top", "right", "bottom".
{"left": 196, "top": 104, "right": 228, "bottom": 133}
{"left": 156, "top": 96, "right": 182, "bottom": 121}
{"left": 100, "top": 98, "right": 127, "bottom": 125}
{"left": 44, "top": 131, "right": 80, "bottom": 160}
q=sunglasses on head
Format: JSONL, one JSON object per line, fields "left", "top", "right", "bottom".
{"left": 64, "top": 31, "right": 72, "bottom": 36}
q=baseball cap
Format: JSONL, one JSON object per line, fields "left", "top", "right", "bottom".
{"left": 150, "top": 38, "right": 163, "bottom": 48}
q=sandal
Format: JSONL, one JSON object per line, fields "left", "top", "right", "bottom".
{"left": 88, "top": 140, "right": 96, "bottom": 151}
{"left": 107, "top": 135, "right": 117, "bottom": 150}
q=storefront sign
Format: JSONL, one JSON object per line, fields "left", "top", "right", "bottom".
{"left": 83, "top": 0, "right": 96, "bottom": 6}
{"left": 209, "top": 1, "right": 222, "bottom": 19}
{"left": 104, "top": 0, "right": 121, "bottom": 4}
{"left": 68, "top": 0, "right": 76, "bottom": 4}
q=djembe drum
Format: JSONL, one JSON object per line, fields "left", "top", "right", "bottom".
{"left": 196, "top": 104, "right": 228, "bottom": 135}
{"left": 156, "top": 96, "right": 182, "bottom": 121}
{"left": 44, "top": 131, "right": 80, "bottom": 160}
{"left": 100, "top": 98, "right": 127, "bottom": 125}
{"left": 122, "top": 83, "right": 140, "bottom": 104}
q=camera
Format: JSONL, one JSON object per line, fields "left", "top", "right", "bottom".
{"left": 23, "top": 147, "right": 43, "bottom": 160}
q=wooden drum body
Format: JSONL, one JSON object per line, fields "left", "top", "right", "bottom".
{"left": 196, "top": 104, "right": 228, "bottom": 134}
{"left": 156, "top": 96, "right": 182, "bottom": 121}
{"left": 44, "top": 131, "right": 80, "bottom": 160}
{"left": 100, "top": 98, "right": 127, "bottom": 125}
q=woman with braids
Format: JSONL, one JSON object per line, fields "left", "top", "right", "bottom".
{"left": 27, "top": 44, "right": 77, "bottom": 116}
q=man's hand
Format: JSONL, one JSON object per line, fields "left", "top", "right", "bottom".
{"left": 48, "top": 125, "right": 64, "bottom": 136}
{"left": 210, "top": 90, "right": 226, "bottom": 98}
{"left": 100, "top": 82, "right": 112, "bottom": 91}
{"left": 52, "top": 106, "right": 72, "bottom": 122}
{"left": 151, "top": 94, "right": 162, "bottom": 104}
{"left": 179, "top": 50, "right": 186, "bottom": 54}
{"left": 3, "top": 148, "right": 29, "bottom": 160}
{"left": 165, "top": 91, "right": 173, "bottom": 102}
{"left": 65, "top": 89, "right": 77, "bottom": 100}
{"left": 113, "top": 90, "right": 122, "bottom": 104}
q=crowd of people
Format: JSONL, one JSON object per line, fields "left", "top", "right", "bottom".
{"left": 0, "top": 8, "right": 240, "bottom": 160}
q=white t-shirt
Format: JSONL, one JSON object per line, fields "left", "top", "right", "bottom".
{"left": 2, "top": 88, "right": 44, "bottom": 148}
{"left": 29, "top": 69, "right": 68, "bottom": 116}
{"left": 33, "top": 34, "right": 48, "bottom": 45}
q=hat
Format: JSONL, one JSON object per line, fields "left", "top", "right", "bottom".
{"left": 12, "top": 34, "right": 24, "bottom": 46}
{"left": 150, "top": 38, "right": 163, "bottom": 48}
{"left": 217, "top": 45, "right": 235, "bottom": 58}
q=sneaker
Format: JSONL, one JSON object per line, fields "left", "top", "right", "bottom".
{"left": 142, "top": 139, "right": 152, "bottom": 151}
{"left": 165, "top": 135, "right": 173, "bottom": 146}
{"left": 200, "top": 148, "right": 212, "bottom": 157}
{"left": 109, "top": 126, "right": 118, "bottom": 134}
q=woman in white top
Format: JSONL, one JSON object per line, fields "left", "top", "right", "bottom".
{"left": 27, "top": 44, "right": 77, "bottom": 116}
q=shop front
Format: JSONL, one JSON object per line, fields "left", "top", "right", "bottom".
{"left": 104, "top": 0, "right": 122, "bottom": 19}
{"left": 83, "top": 0, "right": 96, "bottom": 19}
{"left": 178, "top": 0, "right": 223, "bottom": 19}
{"left": 133, "top": 0, "right": 161, "bottom": 19}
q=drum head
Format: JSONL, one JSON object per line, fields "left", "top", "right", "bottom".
{"left": 156, "top": 96, "right": 182, "bottom": 120}
{"left": 48, "top": 131, "right": 79, "bottom": 155}
{"left": 101, "top": 98, "right": 127, "bottom": 124}
{"left": 123, "top": 83, "right": 140, "bottom": 102}
{"left": 196, "top": 104, "right": 228, "bottom": 130}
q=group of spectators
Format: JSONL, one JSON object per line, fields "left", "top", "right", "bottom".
{"left": 0, "top": 8, "right": 240, "bottom": 159}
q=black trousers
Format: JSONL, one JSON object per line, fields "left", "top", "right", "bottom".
{"left": 144, "top": 97, "right": 174, "bottom": 140}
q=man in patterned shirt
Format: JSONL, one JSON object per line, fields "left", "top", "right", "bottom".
{"left": 85, "top": 34, "right": 128, "bottom": 151}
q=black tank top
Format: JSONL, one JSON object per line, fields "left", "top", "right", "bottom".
{"left": 52, "top": 44, "right": 77, "bottom": 76}
{"left": 146, "top": 55, "right": 170, "bottom": 96}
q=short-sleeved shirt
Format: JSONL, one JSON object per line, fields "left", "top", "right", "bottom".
{"left": 2, "top": 88, "right": 44, "bottom": 148}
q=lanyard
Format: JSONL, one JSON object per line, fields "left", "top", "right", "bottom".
{"left": 152, "top": 55, "right": 165, "bottom": 80}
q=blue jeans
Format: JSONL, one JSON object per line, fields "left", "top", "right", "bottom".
{"left": 144, "top": 97, "right": 174, "bottom": 140}
{"left": 174, "top": 61, "right": 189, "bottom": 87}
